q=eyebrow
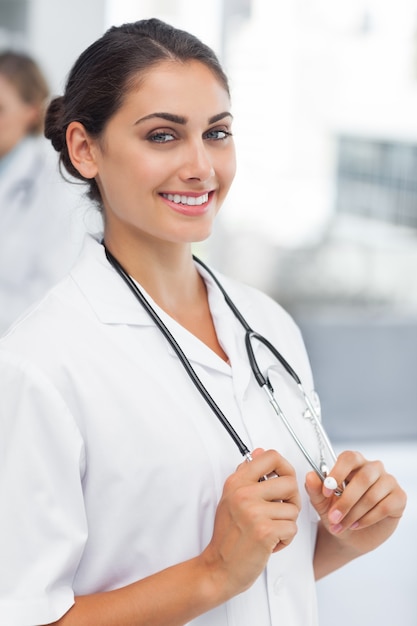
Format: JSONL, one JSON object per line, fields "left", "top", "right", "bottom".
{"left": 134, "top": 111, "right": 233, "bottom": 125}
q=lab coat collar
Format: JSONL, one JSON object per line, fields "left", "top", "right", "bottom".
{"left": 70, "top": 235, "right": 258, "bottom": 376}
{"left": 71, "top": 234, "right": 155, "bottom": 326}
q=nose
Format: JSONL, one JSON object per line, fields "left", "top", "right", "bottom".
{"left": 179, "top": 138, "right": 215, "bottom": 182}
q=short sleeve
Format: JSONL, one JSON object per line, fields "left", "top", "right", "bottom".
{"left": 0, "top": 351, "right": 87, "bottom": 626}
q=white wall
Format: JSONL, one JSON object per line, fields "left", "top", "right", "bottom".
{"left": 105, "top": 0, "right": 223, "bottom": 58}
{"left": 24, "top": 0, "right": 224, "bottom": 96}
{"left": 27, "top": 0, "right": 106, "bottom": 93}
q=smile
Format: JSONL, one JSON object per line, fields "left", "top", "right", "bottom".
{"left": 161, "top": 193, "right": 209, "bottom": 206}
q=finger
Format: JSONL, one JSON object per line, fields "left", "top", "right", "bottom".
{"left": 259, "top": 503, "right": 300, "bottom": 552}
{"left": 239, "top": 449, "right": 297, "bottom": 483}
{"left": 305, "top": 470, "right": 323, "bottom": 498}
{"left": 327, "top": 449, "right": 367, "bottom": 489}
{"left": 305, "top": 471, "right": 331, "bottom": 517}
{"left": 330, "top": 470, "right": 404, "bottom": 532}
{"left": 220, "top": 481, "right": 299, "bottom": 552}
{"left": 248, "top": 448, "right": 279, "bottom": 481}
{"left": 326, "top": 455, "right": 407, "bottom": 535}
{"left": 270, "top": 518, "right": 299, "bottom": 552}
{"left": 244, "top": 450, "right": 301, "bottom": 507}
{"left": 326, "top": 460, "right": 382, "bottom": 531}
{"left": 304, "top": 450, "right": 367, "bottom": 505}
{"left": 349, "top": 483, "right": 407, "bottom": 530}
{"left": 258, "top": 474, "right": 301, "bottom": 507}
{"left": 248, "top": 447, "right": 265, "bottom": 460}
{"left": 307, "top": 454, "right": 387, "bottom": 529}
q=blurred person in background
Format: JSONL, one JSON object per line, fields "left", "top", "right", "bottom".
{"left": 0, "top": 51, "right": 86, "bottom": 334}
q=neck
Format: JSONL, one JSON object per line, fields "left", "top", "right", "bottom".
{"left": 103, "top": 235, "right": 202, "bottom": 317}
{"left": 103, "top": 234, "right": 229, "bottom": 363}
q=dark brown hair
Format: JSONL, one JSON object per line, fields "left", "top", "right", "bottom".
{"left": 44, "top": 18, "right": 230, "bottom": 206}
{"left": 0, "top": 51, "right": 49, "bottom": 135}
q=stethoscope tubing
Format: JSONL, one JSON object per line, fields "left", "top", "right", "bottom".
{"left": 104, "top": 246, "right": 251, "bottom": 458}
{"left": 104, "top": 245, "right": 342, "bottom": 492}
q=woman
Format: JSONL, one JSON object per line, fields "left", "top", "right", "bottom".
{"left": 0, "top": 19, "right": 406, "bottom": 626}
{"left": 0, "top": 51, "right": 85, "bottom": 333}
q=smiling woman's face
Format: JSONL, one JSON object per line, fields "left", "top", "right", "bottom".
{"left": 82, "top": 59, "right": 236, "bottom": 251}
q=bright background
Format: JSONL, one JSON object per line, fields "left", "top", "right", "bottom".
{"left": 1, "top": 1, "right": 416, "bottom": 623}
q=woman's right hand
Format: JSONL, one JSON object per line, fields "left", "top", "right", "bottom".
{"left": 200, "top": 448, "right": 301, "bottom": 601}
{"left": 43, "top": 449, "right": 300, "bottom": 626}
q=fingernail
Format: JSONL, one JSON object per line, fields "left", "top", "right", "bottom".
{"left": 323, "top": 487, "right": 333, "bottom": 497}
{"left": 330, "top": 523, "right": 343, "bottom": 534}
{"left": 350, "top": 521, "right": 359, "bottom": 530}
{"left": 329, "top": 509, "right": 343, "bottom": 524}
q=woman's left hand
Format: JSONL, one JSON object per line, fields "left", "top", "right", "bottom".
{"left": 305, "top": 450, "right": 407, "bottom": 568}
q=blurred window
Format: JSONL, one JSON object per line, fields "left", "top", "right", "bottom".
{"left": 336, "top": 135, "right": 417, "bottom": 229}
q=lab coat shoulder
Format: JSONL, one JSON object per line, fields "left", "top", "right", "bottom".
{"left": 0, "top": 236, "right": 112, "bottom": 356}
{"left": 0, "top": 274, "right": 93, "bottom": 364}
{"left": 0, "top": 234, "right": 158, "bottom": 429}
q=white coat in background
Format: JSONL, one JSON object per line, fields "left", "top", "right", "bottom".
{"left": 0, "top": 135, "right": 91, "bottom": 333}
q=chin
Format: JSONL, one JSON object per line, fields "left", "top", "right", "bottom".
{"left": 191, "top": 228, "right": 213, "bottom": 244}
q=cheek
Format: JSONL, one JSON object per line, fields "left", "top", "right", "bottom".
{"left": 123, "top": 151, "right": 169, "bottom": 186}
{"left": 13, "top": 103, "right": 33, "bottom": 128}
{"left": 98, "top": 153, "right": 152, "bottom": 195}
{"left": 0, "top": 112, "right": 26, "bottom": 145}
{"left": 220, "top": 150, "right": 237, "bottom": 190}
{"left": 0, "top": 110, "right": 19, "bottom": 129}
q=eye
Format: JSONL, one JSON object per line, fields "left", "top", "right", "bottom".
{"left": 204, "top": 128, "right": 233, "bottom": 141}
{"left": 148, "top": 130, "right": 176, "bottom": 143}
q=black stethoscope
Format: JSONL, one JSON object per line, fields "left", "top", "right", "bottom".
{"left": 104, "top": 245, "right": 342, "bottom": 493}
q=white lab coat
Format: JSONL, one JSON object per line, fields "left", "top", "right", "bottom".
{"left": 0, "top": 136, "right": 89, "bottom": 334}
{"left": 0, "top": 236, "right": 321, "bottom": 626}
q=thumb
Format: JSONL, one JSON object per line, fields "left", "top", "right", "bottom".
{"left": 250, "top": 447, "right": 265, "bottom": 459}
{"left": 305, "top": 471, "right": 330, "bottom": 518}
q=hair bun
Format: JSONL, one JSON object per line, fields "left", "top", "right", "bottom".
{"left": 44, "top": 96, "right": 66, "bottom": 152}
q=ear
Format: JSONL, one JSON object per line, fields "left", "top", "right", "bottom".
{"left": 66, "top": 121, "right": 99, "bottom": 179}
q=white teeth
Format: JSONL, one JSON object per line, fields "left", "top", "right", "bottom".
{"left": 163, "top": 193, "right": 209, "bottom": 206}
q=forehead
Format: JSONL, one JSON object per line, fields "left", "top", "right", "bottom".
{"left": 121, "top": 60, "right": 230, "bottom": 118}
